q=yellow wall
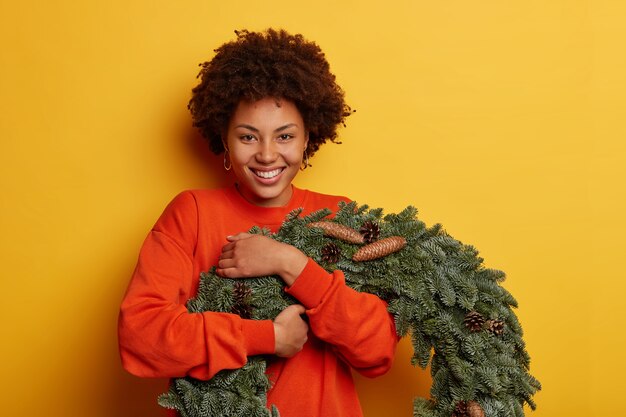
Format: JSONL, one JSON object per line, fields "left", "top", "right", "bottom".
{"left": 1, "top": 1, "right": 624, "bottom": 416}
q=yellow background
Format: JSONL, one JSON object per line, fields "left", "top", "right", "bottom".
{"left": 1, "top": 1, "right": 624, "bottom": 416}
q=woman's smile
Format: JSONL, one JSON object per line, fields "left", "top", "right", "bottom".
{"left": 250, "top": 167, "right": 285, "bottom": 180}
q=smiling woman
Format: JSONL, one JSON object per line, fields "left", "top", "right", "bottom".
{"left": 118, "top": 29, "right": 397, "bottom": 417}
{"left": 225, "top": 98, "right": 308, "bottom": 207}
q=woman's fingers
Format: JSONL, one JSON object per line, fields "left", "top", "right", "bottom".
{"left": 219, "top": 249, "right": 234, "bottom": 260}
{"left": 217, "top": 257, "right": 235, "bottom": 269}
{"left": 226, "top": 232, "right": 251, "bottom": 242}
{"left": 273, "top": 304, "right": 309, "bottom": 357}
{"left": 290, "top": 304, "right": 306, "bottom": 315}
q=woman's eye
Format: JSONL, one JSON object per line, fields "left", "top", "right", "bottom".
{"left": 278, "top": 134, "right": 293, "bottom": 141}
{"left": 240, "top": 134, "right": 256, "bottom": 142}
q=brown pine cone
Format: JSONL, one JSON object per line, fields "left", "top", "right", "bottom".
{"left": 231, "top": 282, "right": 253, "bottom": 319}
{"left": 231, "top": 303, "right": 253, "bottom": 319}
{"left": 233, "top": 281, "right": 252, "bottom": 300}
{"left": 452, "top": 400, "right": 468, "bottom": 417}
{"left": 352, "top": 236, "right": 407, "bottom": 262}
{"left": 467, "top": 401, "right": 485, "bottom": 417}
{"left": 308, "top": 221, "right": 365, "bottom": 244}
{"left": 464, "top": 311, "right": 485, "bottom": 332}
{"left": 321, "top": 242, "right": 341, "bottom": 263}
{"left": 359, "top": 220, "right": 380, "bottom": 243}
{"left": 486, "top": 319, "right": 505, "bottom": 336}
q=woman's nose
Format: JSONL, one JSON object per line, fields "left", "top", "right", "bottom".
{"left": 256, "top": 140, "right": 278, "bottom": 164}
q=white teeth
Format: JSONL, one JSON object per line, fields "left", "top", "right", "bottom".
{"left": 254, "top": 168, "right": 282, "bottom": 179}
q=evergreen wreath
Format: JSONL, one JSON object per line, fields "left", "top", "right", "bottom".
{"left": 158, "top": 202, "right": 541, "bottom": 417}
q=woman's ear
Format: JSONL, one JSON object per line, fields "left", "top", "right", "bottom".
{"left": 220, "top": 128, "right": 230, "bottom": 152}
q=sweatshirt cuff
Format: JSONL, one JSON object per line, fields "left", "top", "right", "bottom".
{"left": 241, "top": 319, "right": 275, "bottom": 356}
{"left": 285, "top": 258, "right": 333, "bottom": 309}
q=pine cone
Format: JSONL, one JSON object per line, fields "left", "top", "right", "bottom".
{"left": 359, "top": 220, "right": 380, "bottom": 243}
{"left": 464, "top": 311, "right": 485, "bottom": 332}
{"left": 231, "top": 303, "right": 253, "bottom": 319}
{"left": 321, "top": 242, "right": 341, "bottom": 263}
{"left": 467, "top": 401, "right": 485, "bottom": 417}
{"left": 308, "top": 221, "right": 365, "bottom": 244}
{"left": 486, "top": 319, "right": 505, "bottom": 336}
{"left": 233, "top": 281, "right": 252, "bottom": 300}
{"left": 352, "top": 236, "right": 407, "bottom": 261}
{"left": 452, "top": 400, "right": 468, "bottom": 417}
{"left": 231, "top": 282, "right": 253, "bottom": 319}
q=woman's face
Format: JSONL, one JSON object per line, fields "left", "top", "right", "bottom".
{"left": 225, "top": 97, "right": 308, "bottom": 207}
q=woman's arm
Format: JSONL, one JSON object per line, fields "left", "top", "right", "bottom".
{"left": 217, "top": 234, "right": 397, "bottom": 377}
{"left": 118, "top": 192, "right": 276, "bottom": 380}
{"left": 285, "top": 259, "right": 398, "bottom": 377}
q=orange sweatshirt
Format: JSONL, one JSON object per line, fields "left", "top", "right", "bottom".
{"left": 118, "top": 186, "right": 397, "bottom": 417}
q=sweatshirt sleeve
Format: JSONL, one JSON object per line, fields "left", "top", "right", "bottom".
{"left": 285, "top": 258, "right": 398, "bottom": 378}
{"left": 118, "top": 191, "right": 275, "bottom": 380}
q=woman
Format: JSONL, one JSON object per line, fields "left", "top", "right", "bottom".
{"left": 118, "top": 29, "right": 398, "bottom": 417}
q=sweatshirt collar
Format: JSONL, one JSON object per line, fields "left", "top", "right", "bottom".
{"left": 223, "top": 184, "right": 307, "bottom": 228}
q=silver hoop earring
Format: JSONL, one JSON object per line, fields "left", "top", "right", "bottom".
{"left": 223, "top": 149, "right": 232, "bottom": 171}
{"left": 301, "top": 150, "right": 309, "bottom": 171}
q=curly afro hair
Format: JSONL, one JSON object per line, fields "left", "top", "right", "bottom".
{"left": 188, "top": 29, "right": 353, "bottom": 158}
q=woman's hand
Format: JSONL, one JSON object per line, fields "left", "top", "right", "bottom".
{"left": 273, "top": 304, "right": 309, "bottom": 357}
{"left": 216, "top": 233, "right": 308, "bottom": 286}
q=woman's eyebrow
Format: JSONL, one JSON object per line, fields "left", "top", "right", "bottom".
{"left": 234, "top": 124, "right": 259, "bottom": 132}
{"left": 234, "top": 123, "right": 299, "bottom": 133}
{"left": 274, "top": 123, "right": 298, "bottom": 132}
